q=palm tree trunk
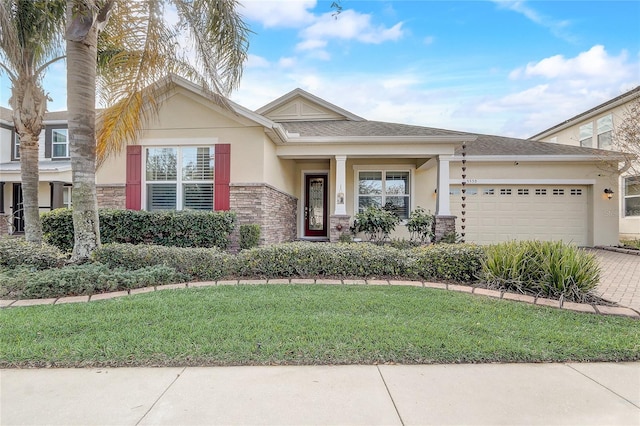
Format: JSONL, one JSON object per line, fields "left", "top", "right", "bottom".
{"left": 66, "top": 0, "right": 101, "bottom": 261}
{"left": 9, "top": 77, "right": 48, "bottom": 244}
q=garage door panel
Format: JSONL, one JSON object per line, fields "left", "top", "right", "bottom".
{"left": 451, "top": 185, "right": 588, "bottom": 246}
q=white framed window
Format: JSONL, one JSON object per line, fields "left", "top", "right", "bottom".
{"left": 356, "top": 168, "right": 411, "bottom": 219}
{"left": 624, "top": 176, "right": 640, "bottom": 217}
{"left": 517, "top": 189, "right": 529, "bottom": 196}
{"left": 483, "top": 188, "right": 495, "bottom": 195}
{"left": 144, "top": 146, "right": 214, "bottom": 211}
{"left": 570, "top": 189, "right": 583, "bottom": 196}
{"left": 553, "top": 189, "right": 565, "bottom": 195}
{"left": 579, "top": 123, "right": 593, "bottom": 148}
{"left": 535, "top": 189, "right": 547, "bottom": 195}
{"left": 13, "top": 132, "right": 20, "bottom": 159}
{"left": 500, "top": 188, "right": 512, "bottom": 195}
{"left": 63, "top": 186, "right": 72, "bottom": 208}
{"left": 597, "top": 115, "right": 613, "bottom": 150}
{"left": 52, "top": 128, "right": 69, "bottom": 158}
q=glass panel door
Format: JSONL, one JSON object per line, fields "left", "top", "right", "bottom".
{"left": 304, "top": 174, "right": 328, "bottom": 237}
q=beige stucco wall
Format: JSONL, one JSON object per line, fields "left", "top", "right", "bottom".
{"left": 96, "top": 88, "right": 292, "bottom": 197}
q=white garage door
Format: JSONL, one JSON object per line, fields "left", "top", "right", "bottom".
{"left": 450, "top": 185, "right": 589, "bottom": 246}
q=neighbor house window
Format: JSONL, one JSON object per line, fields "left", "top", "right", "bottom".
{"left": 579, "top": 123, "right": 593, "bottom": 148}
{"left": 145, "top": 146, "right": 214, "bottom": 211}
{"left": 13, "top": 132, "right": 20, "bottom": 160}
{"left": 597, "top": 115, "right": 613, "bottom": 150}
{"left": 51, "top": 128, "right": 69, "bottom": 158}
{"left": 357, "top": 170, "right": 410, "bottom": 219}
{"left": 624, "top": 176, "right": 640, "bottom": 217}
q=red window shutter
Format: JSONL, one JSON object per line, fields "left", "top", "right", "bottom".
{"left": 214, "top": 144, "right": 230, "bottom": 211}
{"left": 126, "top": 145, "right": 142, "bottom": 210}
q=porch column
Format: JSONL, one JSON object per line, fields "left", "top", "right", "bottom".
{"left": 334, "top": 155, "right": 347, "bottom": 215}
{"left": 436, "top": 156, "right": 451, "bottom": 216}
{"left": 330, "top": 155, "right": 349, "bottom": 242}
{"left": 435, "top": 156, "right": 456, "bottom": 242}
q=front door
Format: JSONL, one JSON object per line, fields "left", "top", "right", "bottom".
{"left": 12, "top": 183, "right": 24, "bottom": 233}
{"left": 304, "top": 174, "right": 328, "bottom": 237}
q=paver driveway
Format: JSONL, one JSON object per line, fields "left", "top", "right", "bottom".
{"left": 591, "top": 249, "right": 640, "bottom": 313}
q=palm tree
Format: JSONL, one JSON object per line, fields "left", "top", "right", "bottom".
{"left": 66, "top": 0, "right": 249, "bottom": 261}
{"left": 0, "top": 0, "right": 66, "bottom": 244}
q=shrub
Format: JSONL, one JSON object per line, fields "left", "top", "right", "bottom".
{"left": 0, "top": 263, "right": 188, "bottom": 299}
{"left": 388, "top": 238, "right": 421, "bottom": 250}
{"left": 92, "top": 243, "right": 234, "bottom": 281}
{"left": 42, "top": 209, "right": 236, "bottom": 252}
{"left": 239, "top": 224, "right": 261, "bottom": 250}
{"left": 0, "top": 237, "right": 66, "bottom": 269}
{"left": 410, "top": 244, "right": 485, "bottom": 282}
{"left": 481, "top": 240, "right": 600, "bottom": 302}
{"left": 406, "top": 207, "right": 435, "bottom": 243}
{"left": 236, "top": 242, "right": 410, "bottom": 278}
{"left": 439, "top": 231, "right": 462, "bottom": 244}
{"left": 352, "top": 206, "right": 400, "bottom": 243}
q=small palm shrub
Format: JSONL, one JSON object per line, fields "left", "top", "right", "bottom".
{"left": 0, "top": 237, "right": 66, "bottom": 270}
{"left": 481, "top": 240, "right": 600, "bottom": 302}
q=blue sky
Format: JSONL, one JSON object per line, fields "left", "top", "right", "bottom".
{"left": 1, "top": 0, "right": 638, "bottom": 138}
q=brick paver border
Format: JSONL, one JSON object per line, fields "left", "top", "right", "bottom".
{"left": 2, "top": 278, "right": 638, "bottom": 319}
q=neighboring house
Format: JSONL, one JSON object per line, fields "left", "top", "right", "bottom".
{"left": 0, "top": 107, "right": 72, "bottom": 235}
{"left": 0, "top": 76, "right": 625, "bottom": 246}
{"left": 530, "top": 86, "right": 640, "bottom": 239}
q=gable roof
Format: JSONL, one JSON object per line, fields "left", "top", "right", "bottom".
{"left": 529, "top": 86, "right": 640, "bottom": 140}
{"left": 279, "top": 120, "right": 470, "bottom": 138}
{"left": 256, "top": 88, "right": 365, "bottom": 122}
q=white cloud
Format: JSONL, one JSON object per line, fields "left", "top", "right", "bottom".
{"left": 295, "top": 39, "right": 327, "bottom": 52}
{"left": 278, "top": 57, "right": 297, "bottom": 68}
{"left": 517, "top": 45, "right": 630, "bottom": 80}
{"left": 423, "top": 36, "right": 435, "bottom": 46}
{"left": 301, "top": 10, "right": 404, "bottom": 44}
{"left": 246, "top": 54, "right": 271, "bottom": 68}
{"left": 239, "top": 0, "right": 316, "bottom": 28}
{"left": 491, "top": 0, "right": 574, "bottom": 41}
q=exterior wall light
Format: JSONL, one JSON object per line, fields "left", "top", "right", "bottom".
{"left": 604, "top": 188, "right": 614, "bottom": 200}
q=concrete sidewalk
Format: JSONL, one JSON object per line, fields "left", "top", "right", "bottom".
{"left": 2, "top": 363, "right": 638, "bottom": 425}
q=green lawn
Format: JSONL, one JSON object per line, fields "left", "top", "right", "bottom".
{"left": 1, "top": 285, "right": 638, "bottom": 368}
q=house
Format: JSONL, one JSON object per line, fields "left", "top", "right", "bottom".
{"left": 0, "top": 107, "right": 72, "bottom": 235}
{"left": 530, "top": 86, "right": 640, "bottom": 239}
{"left": 1, "top": 76, "right": 625, "bottom": 246}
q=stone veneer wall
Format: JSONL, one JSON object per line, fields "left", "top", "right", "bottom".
{"left": 96, "top": 185, "right": 126, "bottom": 209}
{"left": 434, "top": 215, "right": 456, "bottom": 242}
{"left": 229, "top": 183, "right": 298, "bottom": 248}
{"left": 329, "top": 215, "right": 351, "bottom": 242}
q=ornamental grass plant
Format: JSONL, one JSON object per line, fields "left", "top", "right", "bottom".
{"left": 481, "top": 240, "right": 600, "bottom": 302}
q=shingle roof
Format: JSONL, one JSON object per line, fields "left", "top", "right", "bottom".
{"left": 459, "top": 134, "right": 620, "bottom": 157}
{"left": 279, "top": 120, "right": 621, "bottom": 158}
{"left": 279, "top": 120, "right": 468, "bottom": 137}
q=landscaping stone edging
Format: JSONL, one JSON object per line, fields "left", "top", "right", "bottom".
{"left": 595, "top": 245, "right": 640, "bottom": 256}
{"left": 1, "top": 279, "right": 638, "bottom": 319}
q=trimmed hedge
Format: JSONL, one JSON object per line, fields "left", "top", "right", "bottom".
{"left": 93, "top": 241, "right": 484, "bottom": 282}
{"left": 0, "top": 264, "right": 188, "bottom": 300}
{"left": 410, "top": 244, "right": 485, "bottom": 282}
{"left": 42, "top": 208, "right": 236, "bottom": 252}
{"left": 236, "top": 242, "right": 412, "bottom": 278}
{"left": 0, "top": 237, "right": 66, "bottom": 270}
{"left": 93, "top": 243, "right": 235, "bottom": 281}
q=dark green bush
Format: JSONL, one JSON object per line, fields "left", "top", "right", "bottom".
{"left": 352, "top": 206, "right": 400, "bottom": 243}
{"left": 0, "top": 264, "right": 188, "bottom": 299}
{"left": 406, "top": 207, "right": 435, "bottom": 243}
{"left": 92, "top": 243, "right": 234, "bottom": 281}
{"left": 481, "top": 240, "right": 600, "bottom": 302}
{"left": 239, "top": 224, "right": 261, "bottom": 250}
{"left": 410, "top": 243, "right": 485, "bottom": 282}
{"left": 42, "top": 208, "right": 236, "bottom": 252}
{"left": 0, "top": 237, "right": 66, "bottom": 269}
